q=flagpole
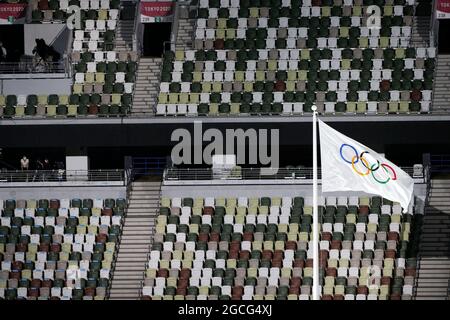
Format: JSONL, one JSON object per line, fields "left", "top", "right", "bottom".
{"left": 312, "top": 105, "right": 319, "bottom": 301}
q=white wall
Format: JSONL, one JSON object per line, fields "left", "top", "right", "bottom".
{"left": 0, "top": 78, "right": 72, "bottom": 95}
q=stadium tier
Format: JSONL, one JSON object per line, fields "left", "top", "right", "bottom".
{"left": 142, "top": 195, "right": 421, "bottom": 300}
{"left": 155, "top": 0, "right": 436, "bottom": 116}
{"left": 0, "top": 0, "right": 135, "bottom": 117}
{"left": 0, "top": 197, "right": 126, "bottom": 300}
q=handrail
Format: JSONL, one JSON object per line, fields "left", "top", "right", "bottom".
{"left": 171, "top": 1, "right": 181, "bottom": 49}
{"left": 0, "top": 169, "right": 125, "bottom": 183}
{"left": 0, "top": 61, "right": 67, "bottom": 75}
{"left": 106, "top": 168, "right": 132, "bottom": 300}
{"left": 163, "top": 166, "right": 418, "bottom": 181}
{"left": 140, "top": 179, "right": 162, "bottom": 300}
{"left": 132, "top": 0, "right": 141, "bottom": 53}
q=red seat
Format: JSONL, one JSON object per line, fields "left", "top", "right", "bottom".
{"left": 288, "top": 287, "right": 300, "bottom": 295}
{"left": 290, "top": 277, "right": 301, "bottom": 287}
{"left": 213, "top": 39, "right": 225, "bottom": 50}
{"left": 102, "top": 208, "right": 113, "bottom": 216}
{"left": 285, "top": 241, "right": 297, "bottom": 250}
{"left": 198, "top": 233, "right": 209, "bottom": 242}
{"left": 242, "top": 232, "right": 253, "bottom": 241}
{"left": 239, "top": 250, "right": 250, "bottom": 260}
{"left": 50, "top": 243, "right": 61, "bottom": 252}
{"left": 50, "top": 199, "right": 60, "bottom": 209}
{"left": 84, "top": 287, "right": 96, "bottom": 296}
{"left": 12, "top": 261, "right": 23, "bottom": 271}
{"left": 179, "top": 269, "right": 191, "bottom": 279}
{"left": 331, "top": 240, "right": 342, "bottom": 250}
{"left": 16, "top": 243, "right": 27, "bottom": 252}
{"left": 405, "top": 268, "right": 416, "bottom": 277}
{"left": 359, "top": 205, "right": 369, "bottom": 215}
{"left": 232, "top": 286, "right": 243, "bottom": 295}
{"left": 333, "top": 294, "right": 344, "bottom": 300}
{"left": 321, "top": 232, "right": 332, "bottom": 241}
{"left": 209, "top": 232, "right": 220, "bottom": 242}
{"left": 321, "top": 294, "right": 333, "bottom": 300}
{"left": 29, "top": 288, "right": 39, "bottom": 297}
{"left": 38, "top": 244, "right": 49, "bottom": 252}
{"left": 203, "top": 207, "right": 214, "bottom": 215}
{"left": 385, "top": 249, "right": 396, "bottom": 259}
{"left": 31, "top": 279, "right": 42, "bottom": 288}
{"left": 157, "top": 269, "right": 169, "bottom": 278}
{"left": 293, "top": 259, "right": 305, "bottom": 268}
{"left": 387, "top": 232, "right": 399, "bottom": 241}
{"left": 38, "top": 0, "right": 49, "bottom": 10}
{"left": 357, "top": 286, "right": 368, "bottom": 295}
{"left": 96, "top": 234, "right": 107, "bottom": 243}
{"left": 42, "top": 279, "right": 53, "bottom": 288}
{"left": 176, "top": 288, "right": 186, "bottom": 295}
{"left": 326, "top": 267, "right": 337, "bottom": 277}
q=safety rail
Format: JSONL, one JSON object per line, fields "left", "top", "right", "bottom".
{"left": 132, "top": 157, "right": 167, "bottom": 178}
{"left": 163, "top": 166, "right": 417, "bottom": 181}
{"left": 0, "top": 60, "right": 68, "bottom": 76}
{"left": 106, "top": 168, "right": 132, "bottom": 300}
{"left": 0, "top": 169, "right": 126, "bottom": 183}
{"left": 430, "top": 155, "right": 450, "bottom": 173}
{"left": 132, "top": 0, "right": 141, "bottom": 53}
{"left": 140, "top": 179, "right": 162, "bottom": 300}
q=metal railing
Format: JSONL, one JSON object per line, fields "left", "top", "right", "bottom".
{"left": 105, "top": 167, "right": 132, "bottom": 300}
{"left": 132, "top": 157, "right": 167, "bottom": 178}
{"left": 0, "top": 60, "right": 68, "bottom": 75}
{"left": 430, "top": 155, "right": 450, "bottom": 173}
{"left": 0, "top": 169, "right": 125, "bottom": 183}
{"left": 163, "top": 166, "right": 417, "bottom": 181}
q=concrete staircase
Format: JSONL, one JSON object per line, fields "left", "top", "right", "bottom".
{"left": 415, "top": 179, "right": 450, "bottom": 300}
{"left": 115, "top": 20, "right": 134, "bottom": 51}
{"left": 410, "top": 16, "right": 430, "bottom": 47}
{"left": 432, "top": 55, "right": 450, "bottom": 114}
{"left": 109, "top": 181, "right": 161, "bottom": 300}
{"left": 131, "top": 58, "right": 162, "bottom": 115}
{"left": 175, "top": 18, "right": 195, "bottom": 50}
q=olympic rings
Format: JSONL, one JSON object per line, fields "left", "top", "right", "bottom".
{"left": 339, "top": 143, "right": 397, "bottom": 184}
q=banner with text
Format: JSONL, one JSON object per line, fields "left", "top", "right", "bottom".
{"left": 140, "top": 1, "right": 174, "bottom": 23}
{"left": 0, "top": 3, "right": 27, "bottom": 24}
{"left": 437, "top": 0, "right": 450, "bottom": 19}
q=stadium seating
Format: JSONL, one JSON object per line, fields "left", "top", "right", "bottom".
{"left": 0, "top": 0, "right": 136, "bottom": 118}
{"left": 155, "top": 0, "right": 435, "bottom": 116}
{"left": 0, "top": 197, "right": 126, "bottom": 300}
{"left": 142, "top": 195, "right": 418, "bottom": 300}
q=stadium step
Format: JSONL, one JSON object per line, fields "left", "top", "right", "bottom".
{"left": 432, "top": 55, "right": 450, "bottom": 113}
{"left": 114, "top": 20, "right": 135, "bottom": 51}
{"left": 132, "top": 57, "right": 162, "bottom": 115}
{"left": 414, "top": 179, "right": 450, "bottom": 300}
{"left": 175, "top": 18, "right": 195, "bottom": 50}
{"left": 109, "top": 180, "right": 161, "bottom": 300}
{"left": 410, "top": 16, "right": 430, "bottom": 47}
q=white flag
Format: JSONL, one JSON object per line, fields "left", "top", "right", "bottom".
{"left": 319, "top": 119, "right": 414, "bottom": 212}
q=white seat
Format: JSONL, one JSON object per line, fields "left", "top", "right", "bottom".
{"left": 107, "top": 19, "right": 117, "bottom": 30}
{"left": 106, "top": 51, "right": 116, "bottom": 62}
{"left": 96, "top": 20, "right": 106, "bottom": 31}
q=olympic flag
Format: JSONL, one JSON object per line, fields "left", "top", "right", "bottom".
{"left": 318, "top": 119, "right": 414, "bottom": 212}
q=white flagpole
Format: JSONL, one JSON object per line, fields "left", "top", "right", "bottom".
{"left": 312, "top": 105, "right": 319, "bottom": 301}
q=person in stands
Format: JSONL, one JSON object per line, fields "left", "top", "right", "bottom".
{"left": 20, "top": 156, "right": 30, "bottom": 171}
{"left": 0, "top": 41, "right": 7, "bottom": 63}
